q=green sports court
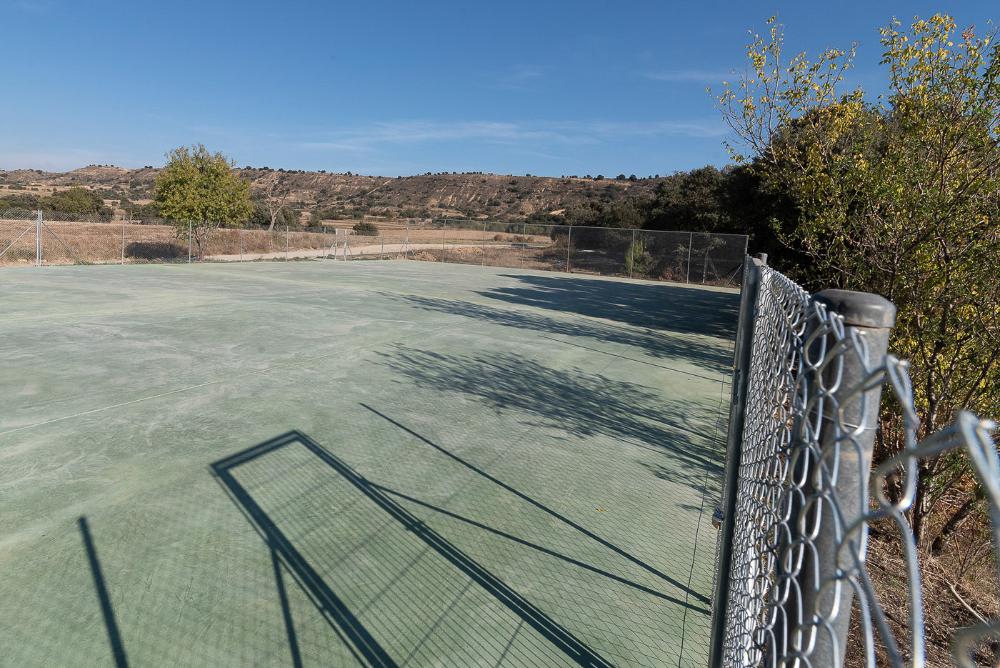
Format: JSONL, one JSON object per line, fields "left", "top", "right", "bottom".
{"left": 0, "top": 259, "right": 738, "bottom": 667}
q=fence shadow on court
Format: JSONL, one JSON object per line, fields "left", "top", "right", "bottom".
{"left": 380, "top": 346, "right": 725, "bottom": 485}
{"left": 78, "top": 517, "right": 130, "bottom": 668}
{"left": 211, "top": 431, "right": 614, "bottom": 667}
{"left": 389, "top": 293, "right": 731, "bottom": 375}
{"left": 482, "top": 274, "right": 740, "bottom": 339}
{"left": 359, "top": 402, "right": 713, "bottom": 612}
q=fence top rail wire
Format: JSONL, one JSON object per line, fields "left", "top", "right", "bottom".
{"left": 712, "top": 257, "right": 999, "bottom": 668}
{"left": 2, "top": 210, "right": 748, "bottom": 287}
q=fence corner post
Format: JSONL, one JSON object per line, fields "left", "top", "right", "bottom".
{"left": 708, "top": 254, "right": 762, "bottom": 668}
{"left": 790, "top": 288, "right": 897, "bottom": 666}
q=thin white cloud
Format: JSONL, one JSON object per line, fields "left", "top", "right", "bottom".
{"left": 297, "top": 118, "right": 726, "bottom": 153}
{"left": 643, "top": 69, "right": 732, "bottom": 83}
{"left": 495, "top": 65, "right": 545, "bottom": 89}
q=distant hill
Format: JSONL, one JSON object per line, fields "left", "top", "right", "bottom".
{"left": 0, "top": 165, "right": 663, "bottom": 223}
{"left": 0, "top": 165, "right": 668, "bottom": 224}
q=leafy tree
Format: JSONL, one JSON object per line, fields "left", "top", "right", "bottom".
{"left": 646, "top": 166, "right": 731, "bottom": 232}
{"left": 248, "top": 202, "right": 297, "bottom": 229}
{"left": 718, "top": 14, "right": 1000, "bottom": 551}
{"left": 154, "top": 145, "right": 252, "bottom": 254}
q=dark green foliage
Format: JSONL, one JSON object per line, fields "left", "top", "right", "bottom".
{"left": 0, "top": 186, "right": 112, "bottom": 220}
{"left": 352, "top": 221, "right": 379, "bottom": 236}
{"left": 248, "top": 203, "right": 297, "bottom": 229}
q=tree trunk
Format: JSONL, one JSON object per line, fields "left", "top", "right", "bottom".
{"left": 912, "top": 462, "right": 928, "bottom": 546}
{"left": 931, "top": 488, "right": 984, "bottom": 555}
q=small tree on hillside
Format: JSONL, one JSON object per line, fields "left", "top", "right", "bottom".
{"left": 154, "top": 145, "right": 252, "bottom": 255}
{"left": 260, "top": 172, "right": 290, "bottom": 232}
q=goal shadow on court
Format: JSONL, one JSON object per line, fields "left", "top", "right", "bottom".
{"left": 210, "top": 430, "right": 613, "bottom": 667}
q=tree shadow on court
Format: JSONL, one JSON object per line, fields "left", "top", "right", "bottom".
{"left": 211, "top": 431, "right": 614, "bottom": 667}
{"left": 389, "top": 293, "right": 731, "bottom": 375}
{"left": 380, "top": 346, "right": 725, "bottom": 481}
{"left": 481, "top": 274, "right": 740, "bottom": 339}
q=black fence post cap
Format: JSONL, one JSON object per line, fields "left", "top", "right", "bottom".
{"left": 814, "top": 289, "right": 896, "bottom": 329}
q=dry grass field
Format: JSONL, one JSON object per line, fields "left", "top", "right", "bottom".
{"left": 0, "top": 219, "right": 743, "bottom": 286}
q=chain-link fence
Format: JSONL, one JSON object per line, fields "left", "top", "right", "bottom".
{"left": 0, "top": 209, "right": 39, "bottom": 264}
{"left": 710, "top": 256, "right": 1000, "bottom": 667}
{"left": 0, "top": 211, "right": 748, "bottom": 287}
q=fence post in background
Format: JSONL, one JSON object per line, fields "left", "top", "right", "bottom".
{"left": 782, "top": 289, "right": 897, "bottom": 667}
{"left": 566, "top": 225, "right": 572, "bottom": 273}
{"left": 35, "top": 209, "right": 42, "bottom": 266}
{"left": 121, "top": 218, "right": 126, "bottom": 265}
{"left": 708, "top": 255, "right": 763, "bottom": 668}
{"left": 685, "top": 231, "right": 693, "bottom": 283}
{"left": 240, "top": 229, "right": 244, "bottom": 262}
{"left": 285, "top": 225, "right": 289, "bottom": 261}
{"left": 187, "top": 221, "right": 192, "bottom": 263}
{"left": 520, "top": 223, "right": 526, "bottom": 267}
{"left": 629, "top": 228, "right": 636, "bottom": 279}
{"left": 380, "top": 235, "right": 384, "bottom": 260}
{"left": 441, "top": 226, "right": 446, "bottom": 261}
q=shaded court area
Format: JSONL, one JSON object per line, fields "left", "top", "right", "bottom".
{"left": 0, "top": 260, "right": 738, "bottom": 666}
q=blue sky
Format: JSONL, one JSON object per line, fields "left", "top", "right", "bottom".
{"left": 1, "top": 0, "right": 995, "bottom": 176}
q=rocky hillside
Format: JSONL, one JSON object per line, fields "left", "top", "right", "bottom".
{"left": 0, "top": 165, "right": 665, "bottom": 223}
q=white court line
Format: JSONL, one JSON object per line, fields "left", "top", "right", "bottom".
{"left": 0, "top": 323, "right": 449, "bottom": 441}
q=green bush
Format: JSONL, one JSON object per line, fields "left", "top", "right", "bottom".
{"left": 625, "top": 238, "right": 653, "bottom": 276}
{"left": 352, "top": 221, "right": 379, "bottom": 236}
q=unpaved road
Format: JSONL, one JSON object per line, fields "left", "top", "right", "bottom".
{"left": 206, "top": 242, "right": 506, "bottom": 262}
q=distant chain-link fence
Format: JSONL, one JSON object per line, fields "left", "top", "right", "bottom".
{"left": 711, "top": 256, "right": 999, "bottom": 667}
{"left": 0, "top": 211, "right": 748, "bottom": 287}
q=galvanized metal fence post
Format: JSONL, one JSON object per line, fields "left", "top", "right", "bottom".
{"left": 187, "top": 221, "right": 192, "bottom": 263}
{"left": 629, "top": 228, "right": 636, "bottom": 279}
{"left": 120, "top": 218, "right": 126, "bottom": 265}
{"left": 240, "top": 229, "right": 244, "bottom": 262}
{"left": 35, "top": 209, "right": 42, "bottom": 266}
{"left": 285, "top": 225, "right": 289, "bottom": 261}
{"left": 781, "top": 289, "right": 897, "bottom": 666}
{"left": 481, "top": 222, "right": 487, "bottom": 267}
{"left": 520, "top": 223, "right": 526, "bottom": 267}
{"left": 566, "top": 225, "right": 572, "bottom": 273}
{"left": 686, "top": 231, "right": 693, "bottom": 283}
{"left": 709, "top": 254, "right": 764, "bottom": 668}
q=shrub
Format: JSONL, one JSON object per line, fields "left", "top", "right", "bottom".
{"left": 352, "top": 221, "right": 379, "bottom": 236}
{"left": 624, "top": 238, "right": 653, "bottom": 276}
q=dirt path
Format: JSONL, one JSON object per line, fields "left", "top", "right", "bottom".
{"left": 206, "top": 242, "right": 503, "bottom": 262}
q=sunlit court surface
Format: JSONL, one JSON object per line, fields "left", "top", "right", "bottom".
{"left": 0, "top": 259, "right": 738, "bottom": 667}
